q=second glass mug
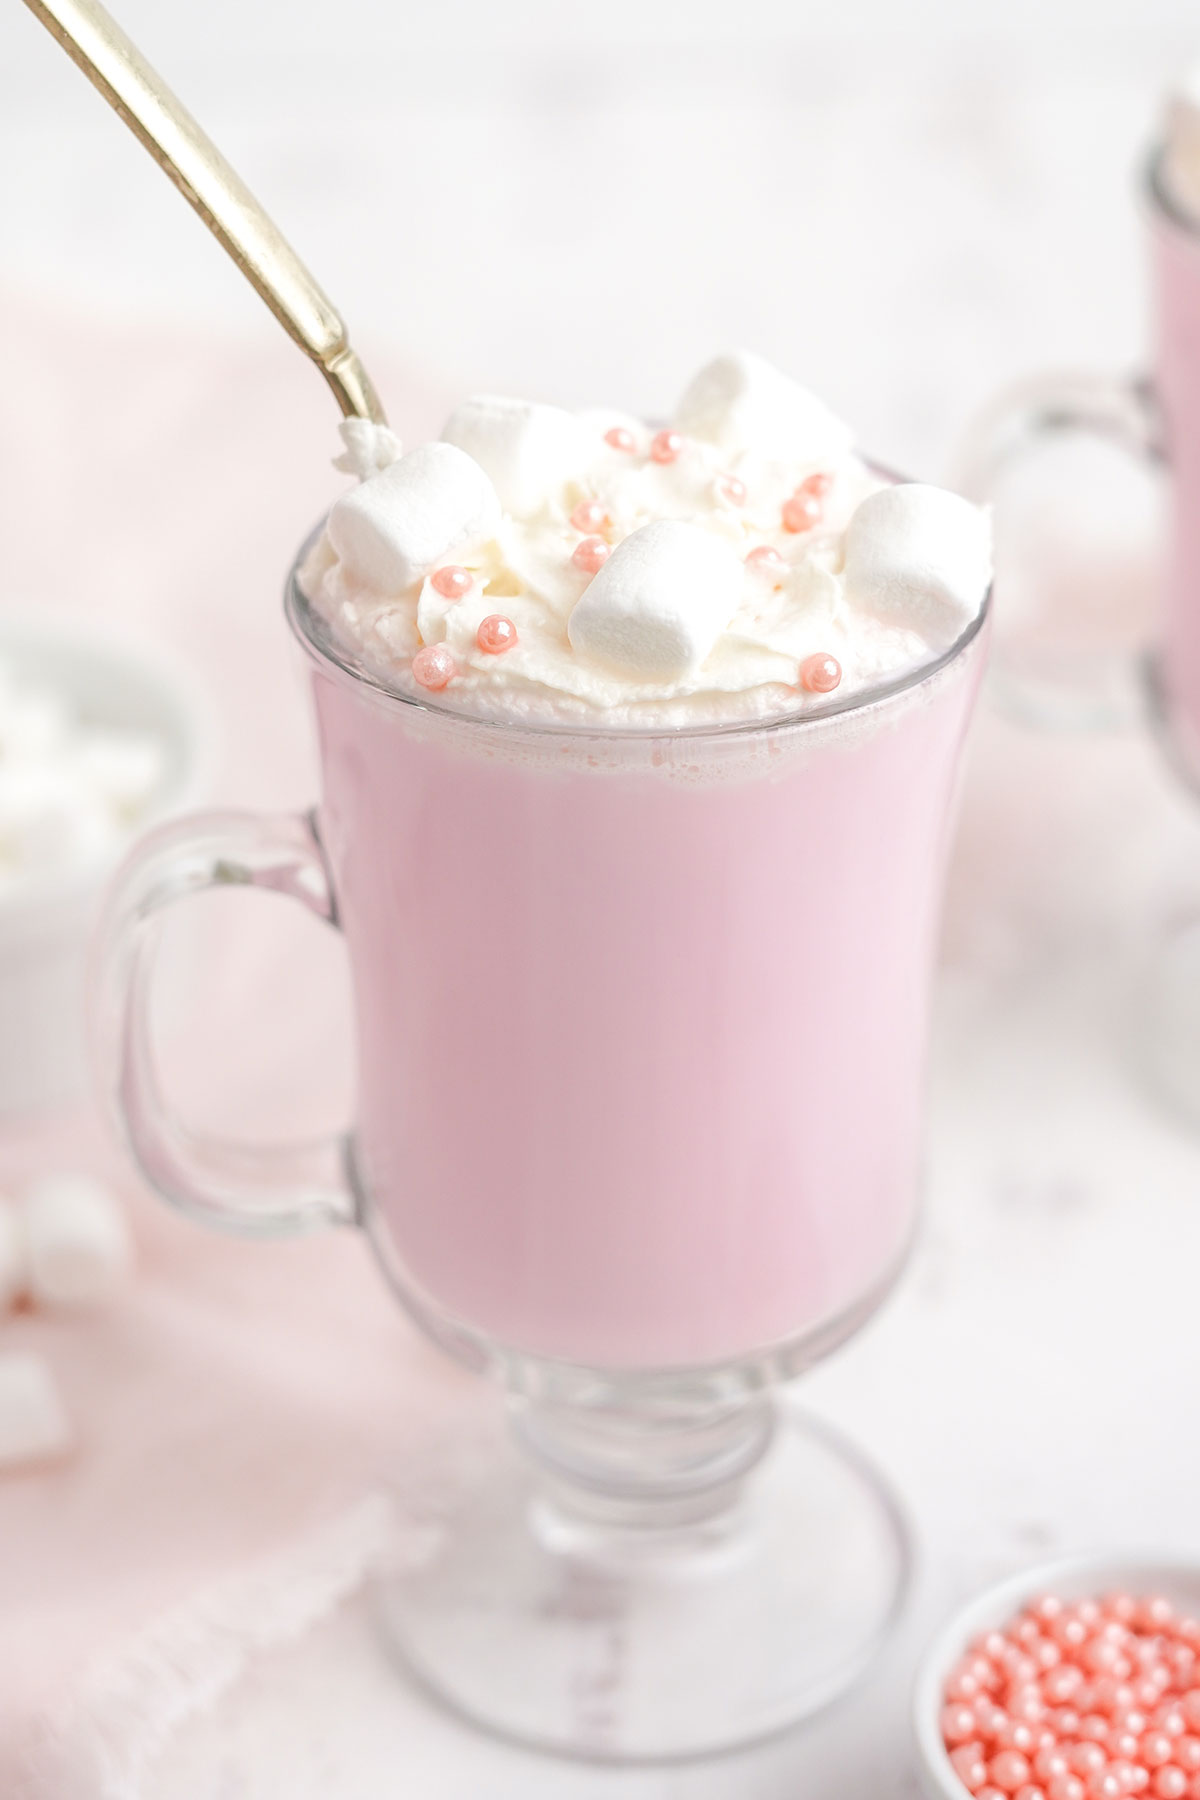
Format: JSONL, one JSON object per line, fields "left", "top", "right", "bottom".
{"left": 955, "top": 143, "right": 1197, "bottom": 756}
{"left": 958, "top": 142, "right": 1200, "bottom": 1126}
{"left": 93, "top": 528, "right": 988, "bottom": 1761}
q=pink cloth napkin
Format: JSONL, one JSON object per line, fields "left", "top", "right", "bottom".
{"left": 0, "top": 290, "right": 468, "bottom": 1793}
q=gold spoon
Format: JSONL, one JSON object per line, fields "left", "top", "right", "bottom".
{"left": 22, "top": 0, "right": 387, "bottom": 425}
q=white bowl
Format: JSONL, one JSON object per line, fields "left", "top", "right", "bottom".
{"left": 913, "top": 1553, "right": 1200, "bottom": 1800}
{"left": 0, "top": 615, "right": 208, "bottom": 1115}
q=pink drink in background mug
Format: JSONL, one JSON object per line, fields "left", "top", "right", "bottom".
{"left": 93, "top": 354, "right": 990, "bottom": 1760}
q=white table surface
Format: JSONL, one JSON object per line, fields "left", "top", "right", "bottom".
{"left": 4, "top": 9, "right": 1200, "bottom": 1793}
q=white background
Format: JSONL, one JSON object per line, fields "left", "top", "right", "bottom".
{"left": 1, "top": 0, "right": 1195, "bottom": 468}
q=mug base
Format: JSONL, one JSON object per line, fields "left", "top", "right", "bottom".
{"left": 372, "top": 1405, "right": 910, "bottom": 1763}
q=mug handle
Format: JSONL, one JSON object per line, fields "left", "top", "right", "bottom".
{"left": 91, "top": 807, "right": 356, "bottom": 1236}
{"left": 955, "top": 371, "right": 1162, "bottom": 497}
{"left": 954, "top": 371, "right": 1164, "bottom": 728}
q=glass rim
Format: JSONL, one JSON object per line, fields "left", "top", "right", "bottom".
{"left": 1147, "top": 142, "right": 1200, "bottom": 240}
{"left": 284, "top": 521, "right": 990, "bottom": 746}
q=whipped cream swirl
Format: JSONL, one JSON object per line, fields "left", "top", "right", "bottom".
{"left": 300, "top": 351, "right": 991, "bottom": 728}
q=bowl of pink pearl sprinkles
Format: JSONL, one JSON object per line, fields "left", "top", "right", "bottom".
{"left": 914, "top": 1558, "right": 1200, "bottom": 1800}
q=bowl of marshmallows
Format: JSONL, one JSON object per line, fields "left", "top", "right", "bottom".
{"left": 0, "top": 613, "right": 206, "bottom": 1114}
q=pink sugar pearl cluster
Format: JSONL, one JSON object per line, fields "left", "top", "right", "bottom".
{"left": 941, "top": 1593, "right": 1200, "bottom": 1800}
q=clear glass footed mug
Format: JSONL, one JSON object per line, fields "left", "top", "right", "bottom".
{"left": 93, "top": 537, "right": 988, "bottom": 1762}
{"left": 958, "top": 146, "right": 1200, "bottom": 1128}
{"left": 954, "top": 144, "right": 1197, "bottom": 742}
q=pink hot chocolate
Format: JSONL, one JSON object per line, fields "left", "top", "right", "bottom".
{"left": 309, "top": 624, "right": 986, "bottom": 1370}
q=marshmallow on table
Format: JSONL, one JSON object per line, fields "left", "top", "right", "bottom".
{"left": 0, "top": 1352, "right": 72, "bottom": 1468}
{"left": 327, "top": 443, "right": 501, "bottom": 594}
{"left": 442, "top": 396, "right": 586, "bottom": 517}
{"left": 674, "top": 349, "right": 856, "bottom": 464}
{"left": 0, "top": 1200, "right": 26, "bottom": 1311}
{"left": 568, "top": 520, "right": 744, "bottom": 681}
{"left": 23, "top": 1174, "right": 132, "bottom": 1308}
{"left": 842, "top": 483, "right": 992, "bottom": 651}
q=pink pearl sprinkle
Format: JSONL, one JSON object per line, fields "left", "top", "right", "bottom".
{"left": 952, "top": 1746, "right": 990, "bottom": 1790}
{"left": 1010, "top": 1691, "right": 1048, "bottom": 1726}
{"left": 430, "top": 564, "right": 472, "bottom": 600}
{"left": 1048, "top": 1779, "right": 1086, "bottom": 1800}
{"left": 650, "top": 429, "right": 683, "bottom": 464}
{"left": 476, "top": 615, "right": 517, "bottom": 654}
{"left": 800, "top": 470, "right": 834, "bottom": 498}
{"left": 716, "top": 473, "right": 747, "bottom": 505}
{"left": 745, "top": 543, "right": 785, "bottom": 574}
{"left": 570, "top": 499, "right": 608, "bottom": 533}
{"left": 946, "top": 1706, "right": 982, "bottom": 1744}
{"left": 800, "top": 653, "right": 842, "bottom": 695}
{"left": 572, "top": 536, "right": 610, "bottom": 574}
{"left": 1155, "top": 1772, "right": 1188, "bottom": 1800}
{"left": 1016, "top": 1788, "right": 1048, "bottom": 1800}
{"left": 411, "top": 645, "right": 456, "bottom": 690}
{"left": 992, "top": 1754, "right": 1034, "bottom": 1794}
{"left": 1047, "top": 1670, "right": 1087, "bottom": 1705}
{"left": 1069, "top": 1745, "right": 1107, "bottom": 1778}
{"left": 950, "top": 1666, "right": 986, "bottom": 1703}
{"left": 1184, "top": 1699, "right": 1200, "bottom": 1734}
{"left": 604, "top": 426, "right": 636, "bottom": 452}
{"left": 782, "top": 490, "right": 823, "bottom": 533}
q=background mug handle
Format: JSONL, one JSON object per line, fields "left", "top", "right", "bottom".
{"left": 953, "top": 371, "right": 1164, "bottom": 730}
{"left": 91, "top": 807, "right": 356, "bottom": 1237}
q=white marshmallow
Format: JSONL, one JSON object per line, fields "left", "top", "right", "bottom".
{"left": 568, "top": 520, "right": 744, "bottom": 681}
{"left": 842, "top": 483, "right": 991, "bottom": 649}
{"left": 327, "top": 443, "right": 500, "bottom": 594}
{"left": 442, "top": 395, "right": 586, "bottom": 517}
{"left": 23, "top": 1174, "right": 133, "bottom": 1308}
{"left": 0, "top": 1200, "right": 27, "bottom": 1311}
{"left": 674, "top": 350, "right": 855, "bottom": 464}
{"left": 0, "top": 1353, "right": 72, "bottom": 1467}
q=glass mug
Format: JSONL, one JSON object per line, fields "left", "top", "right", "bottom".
{"left": 93, "top": 525, "right": 988, "bottom": 1761}
{"left": 959, "top": 144, "right": 1200, "bottom": 1123}
{"left": 955, "top": 145, "right": 1200, "bottom": 743}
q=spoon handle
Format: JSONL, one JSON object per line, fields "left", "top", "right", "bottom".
{"left": 23, "top": 0, "right": 387, "bottom": 424}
